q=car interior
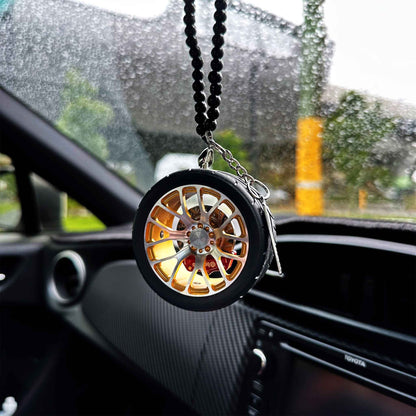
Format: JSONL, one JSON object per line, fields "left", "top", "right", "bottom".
{"left": 0, "top": 0, "right": 415, "bottom": 415}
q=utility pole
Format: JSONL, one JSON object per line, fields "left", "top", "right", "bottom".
{"left": 295, "top": 0, "right": 326, "bottom": 215}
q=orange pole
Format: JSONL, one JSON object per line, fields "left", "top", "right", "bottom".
{"left": 295, "top": 116, "right": 324, "bottom": 215}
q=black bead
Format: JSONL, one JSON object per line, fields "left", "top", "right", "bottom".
{"left": 184, "top": 3, "right": 195, "bottom": 15}
{"left": 195, "top": 102, "right": 207, "bottom": 113}
{"left": 195, "top": 113, "right": 207, "bottom": 124}
{"left": 183, "top": 14, "right": 195, "bottom": 26}
{"left": 210, "top": 59, "right": 223, "bottom": 72}
{"left": 185, "top": 0, "right": 226, "bottom": 135}
{"left": 196, "top": 124, "right": 206, "bottom": 136}
{"left": 207, "top": 95, "right": 221, "bottom": 108}
{"left": 213, "top": 22, "right": 226, "bottom": 35}
{"left": 189, "top": 46, "right": 201, "bottom": 59}
{"left": 211, "top": 47, "right": 224, "bottom": 60}
{"left": 208, "top": 71, "right": 222, "bottom": 84}
{"left": 192, "top": 80, "right": 204, "bottom": 92}
{"left": 214, "top": 10, "right": 227, "bottom": 23}
{"left": 193, "top": 91, "right": 206, "bottom": 102}
{"left": 191, "top": 57, "right": 203, "bottom": 70}
{"left": 205, "top": 119, "right": 217, "bottom": 132}
{"left": 210, "top": 83, "right": 222, "bottom": 95}
{"left": 192, "top": 69, "right": 203, "bottom": 81}
{"left": 186, "top": 36, "right": 197, "bottom": 49}
{"left": 212, "top": 34, "right": 224, "bottom": 47}
{"left": 185, "top": 25, "right": 196, "bottom": 37}
{"left": 215, "top": 0, "right": 227, "bottom": 11}
{"left": 207, "top": 107, "right": 220, "bottom": 120}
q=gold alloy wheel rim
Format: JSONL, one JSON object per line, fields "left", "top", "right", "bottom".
{"left": 144, "top": 185, "right": 249, "bottom": 296}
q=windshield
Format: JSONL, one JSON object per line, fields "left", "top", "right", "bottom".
{"left": 1, "top": 0, "right": 415, "bottom": 222}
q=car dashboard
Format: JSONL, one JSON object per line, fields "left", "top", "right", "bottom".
{"left": 31, "top": 217, "right": 415, "bottom": 415}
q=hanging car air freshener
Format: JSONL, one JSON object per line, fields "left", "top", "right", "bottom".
{"left": 132, "top": 0, "right": 283, "bottom": 311}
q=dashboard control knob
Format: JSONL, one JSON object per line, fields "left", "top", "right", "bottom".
{"left": 252, "top": 348, "right": 267, "bottom": 376}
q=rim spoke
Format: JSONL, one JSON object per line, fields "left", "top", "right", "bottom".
{"left": 148, "top": 218, "right": 175, "bottom": 233}
{"left": 201, "top": 268, "right": 214, "bottom": 294}
{"left": 185, "top": 267, "right": 199, "bottom": 291}
{"left": 211, "top": 251, "right": 230, "bottom": 285}
{"left": 220, "top": 231, "right": 248, "bottom": 243}
{"left": 147, "top": 218, "right": 188, "bottom": 240}
{"left": 151, "top": 245, "right": 191, "bottom": 265}
{"left": 178, "top": 187, "right": 193, "bottom": 225}
{"left": 184, "top": 256, "right": 203, "bottom": 291}
{"left": 170, "top": 257, "right": 185, "bottom": 281}
{"left": 218, "top": 214, "right": 236, "bottom": 231}
{"left": 196, "top": 186, "right": 208, "bottom": 223}
{"left": 145, "top": 236, "right": 186, "bottom": 248}
{"left": 216, "top": 247, "right": 245, "bottom": 264}
{"left": 156, "top": 203, "right": 190, "bottom": 224}
{"left": 207, "top": 197, "right": 223, "bottom": 217}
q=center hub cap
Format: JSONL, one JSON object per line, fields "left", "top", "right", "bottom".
{"left": 189, "top": 228, "right": 209, "bottom": 251}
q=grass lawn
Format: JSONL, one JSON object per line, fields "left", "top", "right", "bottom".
{"left": 63, "top": 215, "right": 105, "bottom": 232}
{"left": 324, "top": 210, "right": 416, "bottom": 223}
{"left": 0, "top": 201, "right": 19, "bottom": 215}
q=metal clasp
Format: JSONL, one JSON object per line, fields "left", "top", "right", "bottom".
{"left": 198, "top": 147, "right": 214, "bottom": 169}
{"left": 197, "top": 131, "right": 215, "bottom": 169}
{"left": 202, "top": 130, "right": 214, "bottom": 145}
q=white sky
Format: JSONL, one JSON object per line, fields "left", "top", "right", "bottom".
{"left": 254, "top": 0, "right": 416, "bottom": 106}
{"left": 78, "top": 0, "right": 416, "bottom": 106}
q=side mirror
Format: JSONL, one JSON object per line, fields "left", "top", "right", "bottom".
{"left": 32, "top": 175, "right": 64, "bottom": 232}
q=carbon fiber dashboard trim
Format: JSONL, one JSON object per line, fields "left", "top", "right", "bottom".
{"left": 191, "top": 305, "right": 256, "bottom": 414}
{"left": 82, "top": 260, "right": 255, "bottom": 415}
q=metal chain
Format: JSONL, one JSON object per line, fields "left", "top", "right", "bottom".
{"left": 199, "top": 133, "right": 283, "bottom": 277}
{"left": 185, "top": 0, "right": 283, "bottom": 277}
{"left": 183, "top": 0, "right": 270, "bottom": 202}
{"left": 200, "top": 132, "right": 270, "bottom": 201}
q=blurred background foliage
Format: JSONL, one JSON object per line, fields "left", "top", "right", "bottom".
{"left": 324, "top": 91, "right": 396, "bottom": 192}
{"left": 212, "top": 129, "right": 252, "bottom": 174}
{"left": 56, "top": 70, "right": 113, "bottom": 160}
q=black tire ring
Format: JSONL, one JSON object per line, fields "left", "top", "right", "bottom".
{"left": 132, "top": 169, "right": 272, "bottom": 311}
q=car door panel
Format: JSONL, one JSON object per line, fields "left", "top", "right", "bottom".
{"left": 0, "top": 235, "right": 47, "bottom": 305}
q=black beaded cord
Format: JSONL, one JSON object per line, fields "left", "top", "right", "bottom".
{"left": 183, "top": 0, "right": 227, "bottom": 142}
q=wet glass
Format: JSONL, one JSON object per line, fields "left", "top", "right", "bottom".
{"left": 0, "top": 0, "right": 414, "bottom": 222}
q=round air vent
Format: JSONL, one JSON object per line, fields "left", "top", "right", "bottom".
{"left": 48, "top": 250, "right": 86, "bottom": 304}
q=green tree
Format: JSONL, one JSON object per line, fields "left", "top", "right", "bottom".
{"left": 324, "top": 91, "right": 396, "bottom": 197}
{"left": 0, "top": 155, "right": 17, "bottom": 201}
{"left": 0, "top": 173, "right": 17, "bottom": 201}
{"left": 212, "top": 130, "right": 251, "bottom": 174}
{"left": 56, "top": 70, "right": 113, "bottom": 160}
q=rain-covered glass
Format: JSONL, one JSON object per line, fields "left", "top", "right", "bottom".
{"left": 0, "top": 0, "right": 415, "bottom": 222}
